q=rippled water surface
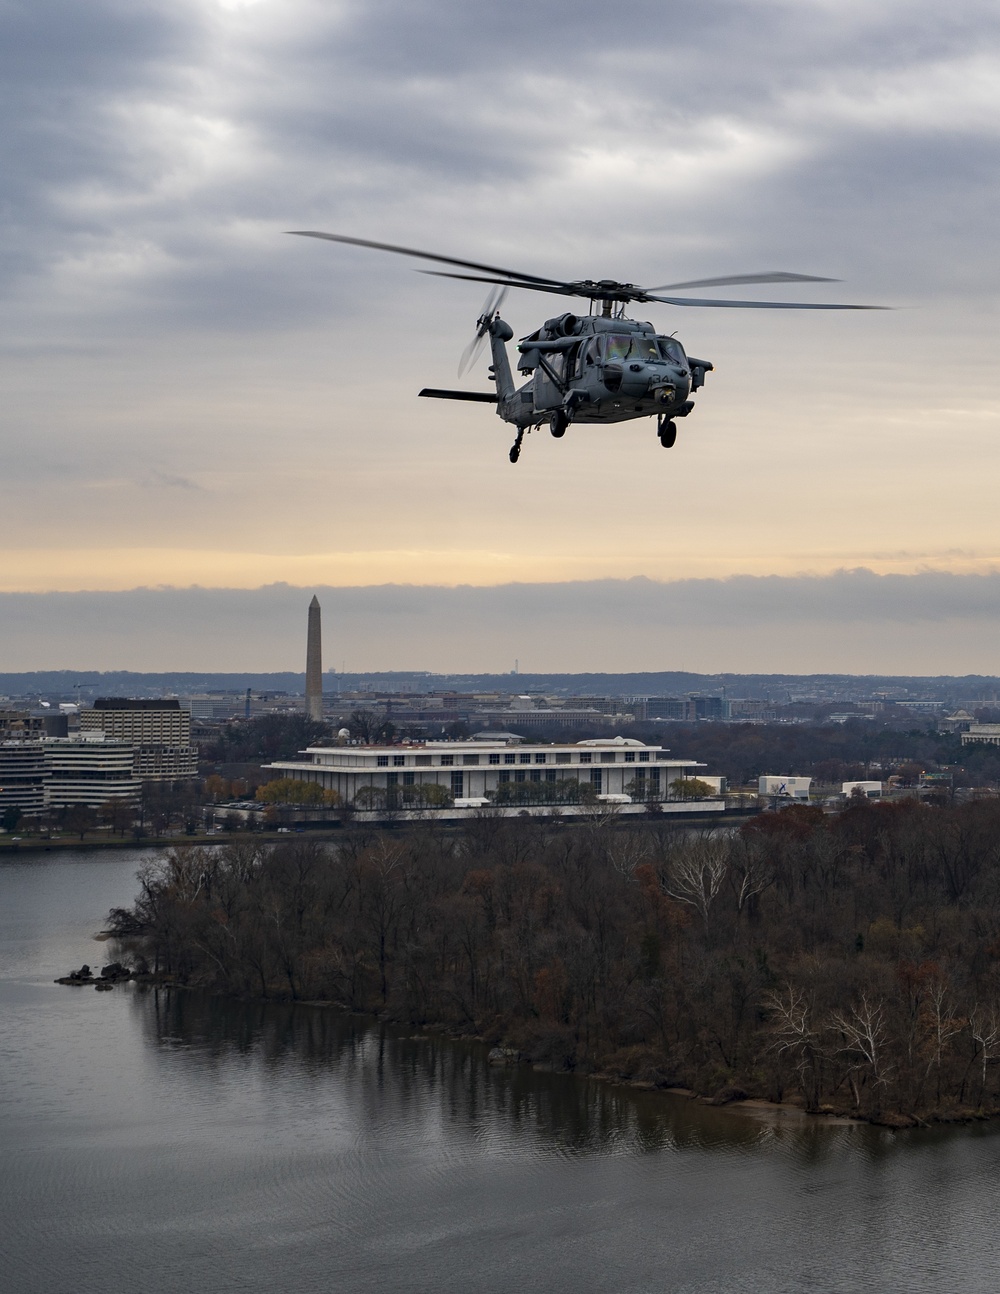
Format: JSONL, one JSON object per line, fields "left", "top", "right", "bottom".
{"left": 3, "top": 851, "right": 1000, "bottom": 1293}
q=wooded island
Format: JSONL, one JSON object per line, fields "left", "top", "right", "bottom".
{"left": 109, "top": 799, "right": 1000, "bottom": 1126}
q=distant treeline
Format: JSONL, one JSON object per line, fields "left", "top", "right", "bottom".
{"left": 112, "top": 799, "right": 1000, "bottom": 1124}
{"left": 6, "top": 669, "right": 1000, "bottom": 699}
{"left": 201, "top": 710, "right": 1000, "bottom": 788}
{"left": 632, "top": 719, "right": 1000, "bottom": 788}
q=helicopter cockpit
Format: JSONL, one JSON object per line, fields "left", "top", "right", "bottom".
{"left": 600, "top": 334, "right": 686, "bottom": 365}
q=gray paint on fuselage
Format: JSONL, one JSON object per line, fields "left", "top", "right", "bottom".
{"left": 512, "top": 315, "right": 694, "bottom": 425}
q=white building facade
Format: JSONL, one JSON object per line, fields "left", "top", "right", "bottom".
{"left": 1, "top": 737, "right": 143, "bottom": 813}
{"left": 759, "top": 775, "right": 812, "bottom": 800}
{"left": 0, "top": 743, "right": 47, "bottom": 816}
{"left": 843, "top": 780, "right": 883, "bottom": 799}
{"left": 43, "top": 737, "right": 142, "bottom": 808}
{"left": 265, "top": 736, "right": 721, "bottom": 813}
{"left": 961, "top": 724, "right": 1000, "bottom": 747}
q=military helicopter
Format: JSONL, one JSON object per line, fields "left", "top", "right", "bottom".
{"left": 290, "top": 231, "right": 882, "bottom": 464}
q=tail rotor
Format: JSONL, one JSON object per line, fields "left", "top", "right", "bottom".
{"left": 458, "top": 285, "right": 509, "bottom": 376}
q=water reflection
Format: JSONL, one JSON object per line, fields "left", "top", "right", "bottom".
{"left": 138, "top": 988, "right": 871, "bottom": 1160}
{"left": 8, "top": 854, "right": 1000, "bottom": 1294}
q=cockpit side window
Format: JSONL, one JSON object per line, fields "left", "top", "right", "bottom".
{"left": 658, "top": 337, "right": 686, "bottom": 364}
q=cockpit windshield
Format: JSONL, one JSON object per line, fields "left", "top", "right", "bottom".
{"left": 628, "top": 336, "right": 660, "bottom": 362}
{"left": 658, "top": 337, "right": 686, "bottom": 364}
{"left": 602, "top": 334, "right": 632, "bottom": 362}
{"left": 602, "top": 334, "right": 660, "bottom": 363}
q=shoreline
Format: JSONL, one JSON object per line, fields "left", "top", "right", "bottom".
{"left": 90, "top": 970, "right": 994, "bottom": 1133}
{"left": 0, "top": 829, "right": 346, "bottom": 856}
{"left": 2, "top": 807, "right": 759, "bottom": 858}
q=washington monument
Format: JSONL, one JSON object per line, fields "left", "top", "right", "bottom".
{"left": 305, "top": 595, "right": 323, "bottom": 721}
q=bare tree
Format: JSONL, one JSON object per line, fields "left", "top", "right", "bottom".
{"left": 763, "top": 983, "right": 823, "bottom": 1109}
{"left": 968, "top": 1003, "right": 1000, "bottom": 1104}
{"left": 605, "top": 829, "right": 652, "bottom": 880}
{"left": 348, "top": 708, "right": 396, "bottom": 745}
{"left": 829, "top": 992, "right": 890, "bottom": 1114}
{"left": 661, "top": 834, "right": 729, "bottom": 925}
{"left": 923, "top": 976, "right": 964, "bottom": 1105}
{"left": 727, "top": 835, "right": 775, "bottom": 915}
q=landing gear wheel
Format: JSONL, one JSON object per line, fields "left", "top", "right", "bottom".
{"left": 658, "top": 418, "right": 677, "bottom": 448}
{"left": 509, "top": 428, "right": 525, "bottom": 464}
{"left": 550, "top": 410, "right": 568, "bottom": 438}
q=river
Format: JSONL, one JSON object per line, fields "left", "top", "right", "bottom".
{"left": 3, "top": 849, "right": 1000, "bottom": 1293}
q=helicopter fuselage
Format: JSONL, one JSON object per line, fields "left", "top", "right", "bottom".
{"left": 490, "top": 311, "right": 712, "bottom": 432}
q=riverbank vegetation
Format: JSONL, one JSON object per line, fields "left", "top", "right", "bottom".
{"left": 109, "top": 799, "right": 1000, "bottom": 1125}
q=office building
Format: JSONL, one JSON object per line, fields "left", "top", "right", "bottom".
{"left": 0, "top": 743, "right": 47, "bottom": 815}
{"left": 43, "top": 737, "right": 142, "bottom": 808}
{"left": 0, "top": 710, "right": 46, "bottom": 740}
{"left": 80, "top": 698, "right": 197, "bottom": 781}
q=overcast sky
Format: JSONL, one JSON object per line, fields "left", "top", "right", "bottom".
{"left": 2, "top": 1, "right": 999, "bottom": 672}
{"left": 4, "top": 571, "right": 1000, "bottom": 675}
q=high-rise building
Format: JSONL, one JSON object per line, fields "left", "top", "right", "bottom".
{"left": 306, "top": 595, "right": 323, "bottom": 721}
{"left": 80, "top": 698, "right": 197, "bottom": 782}
{"left": 0, "top": 735, "right": 145, "bottom": 814}
{"left": 44, "top": 737, "right": 142, "bottom": 808}
{"left": 0, "top": 743, "right": 47, "bottom": 815}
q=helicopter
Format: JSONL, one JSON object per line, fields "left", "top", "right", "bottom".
{"left": 290, "top": 231, "right": 882, "bottom": 464}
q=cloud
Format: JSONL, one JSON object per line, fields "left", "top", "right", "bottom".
{"left": 2, "top": 0, "right": 1000, "bottom": 616}
{"left": 6, "top": 0, "right": 1000, "bottom": 332}
{"left": 2, "top": 570, "right": 1000, "bottom": 674}
{"left": 140, "top": 468, "right": 203, "bottom": 490}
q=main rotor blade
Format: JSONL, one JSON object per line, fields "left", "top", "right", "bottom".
{"left": 644, "top": 272, "right": 838, "bottom": 291}
{"left": 423, "top": 269, "right": 583, "bottom": 297}
{"left": 287, "top": 231, "right": 564, "bottom": 288}
{"left": 644, "top": 294, "right": 887, "bottom": 309}
{"left": 289, "top": 234, "right": 884, "bottom": 309}
{"left": 428, "top": 271, "right": 886, "bottom": 309}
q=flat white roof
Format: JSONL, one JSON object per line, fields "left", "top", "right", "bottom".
{"left": 304, "top": 736, "right": 669, "bottom": 754}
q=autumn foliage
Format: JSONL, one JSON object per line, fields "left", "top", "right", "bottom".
{"left": 111, "top": 797, "right": 1000, "bottom": 1123}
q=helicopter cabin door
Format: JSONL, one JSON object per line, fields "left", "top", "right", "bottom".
{"left": 533, "top": 344, "right": 578, "bottom": 412}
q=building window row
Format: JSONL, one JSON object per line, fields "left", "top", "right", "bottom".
{"left": 330, "top": 748, "right": 664, "bottom": 770}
